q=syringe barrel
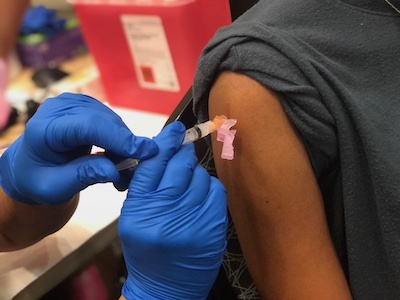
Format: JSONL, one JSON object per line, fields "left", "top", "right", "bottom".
{"left": 117, "top": 120, "right": 220, "bottom": 171}
{"left": 182, "top": 121, "right": 215, "bottom": 144}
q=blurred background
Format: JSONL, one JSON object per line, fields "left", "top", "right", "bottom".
{"left": 31, "top": 0, "right": 73, "bottom": 11}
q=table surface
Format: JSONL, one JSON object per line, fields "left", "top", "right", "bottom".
{"left": 0, "top": 54, "right": 169, "bottom": 300}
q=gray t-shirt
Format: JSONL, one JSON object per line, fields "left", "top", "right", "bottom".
{"left": 193, "top": 0, "right": 400, "bottom": 298}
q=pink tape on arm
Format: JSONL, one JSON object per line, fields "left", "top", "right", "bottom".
{"left": 216, "top": 119, "right": 237, "bottom": 160}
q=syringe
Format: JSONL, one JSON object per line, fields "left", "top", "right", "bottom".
{"left": 115, "top": 115, "right": 227, "bottom": 171}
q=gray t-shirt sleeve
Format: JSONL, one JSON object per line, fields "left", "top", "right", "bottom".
{"left": 193, "top": 22, "right": 338, "bottom": 177}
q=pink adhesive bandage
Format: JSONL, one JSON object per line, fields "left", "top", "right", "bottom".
{"left": 216, "top": 118, "right": 237, "bottom": 160}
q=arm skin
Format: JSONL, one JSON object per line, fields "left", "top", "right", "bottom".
{"left": 0, "top": 188, "right": 79, "bottom": 251}
{"left": 208, "top": 71, "right": 352, "bottom": 299}
{"left": 0, "top": 0, "right": 30, "bottom": 58}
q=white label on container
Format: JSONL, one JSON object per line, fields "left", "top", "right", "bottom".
{"left": 120, "top": 15, "right": 180, "bottom": 92}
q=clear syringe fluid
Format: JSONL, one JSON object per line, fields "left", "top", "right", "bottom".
{"left": 115, "top": 115, "right": 227, "bottom": 171}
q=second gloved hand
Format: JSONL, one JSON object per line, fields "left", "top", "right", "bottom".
{"left": 0, "top": 93, "right": 158, "bottom": 205}
{"left": 119, "top": 122, "right": 227, "bottom": 300}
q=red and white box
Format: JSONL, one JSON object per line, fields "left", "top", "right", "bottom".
{"left": 69, "top": 0, "right": 232, "bottom": 115}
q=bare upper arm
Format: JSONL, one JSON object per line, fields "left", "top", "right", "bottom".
{"left": 208, "top": 71, "right": 351, "bottom": 299}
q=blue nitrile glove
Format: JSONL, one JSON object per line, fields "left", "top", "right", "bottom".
{"left": 0, "top": 93, "right": 158, "bottom": 205}
{"left": 119, "top": 122, "right": 228, "bottom": 300}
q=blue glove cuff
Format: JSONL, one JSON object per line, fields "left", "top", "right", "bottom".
{"left": 122, "top": 279, "right": 160, "bottom": 300}
{"left": 122, "top": 277, "right": 207, "bottom": 300}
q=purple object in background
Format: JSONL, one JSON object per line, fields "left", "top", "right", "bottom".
{"left": 16, "top": 28, "right": 87, "bottom": 68}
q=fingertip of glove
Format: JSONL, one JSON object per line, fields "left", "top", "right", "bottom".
{"left": 77, "top": 157, "right": 119, "bottom": 184}
{"left": 156, "top": 121, "right": 186, "bottom": 144}
{"left": 143, "top": 138, "right": 159, "bottom": 154}
{"left": 131, "top": 137, "right": 158, "bottom": 159}
{"left": 171, "top": 121, "right": 186, "bottom": 132}
{"left": 163, "top": 121, "right": 186, "bottom": 135}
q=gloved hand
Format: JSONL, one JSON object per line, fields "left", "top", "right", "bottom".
{"left": 0, "top": 93, "right": 158, "bottom": 205}
{"left": 119, "top": 122, "right": 227, "bottom": 300}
